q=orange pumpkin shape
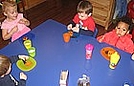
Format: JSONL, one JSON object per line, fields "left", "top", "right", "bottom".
{"left": 100, "top": 47, "right": 119, "bottom": 60}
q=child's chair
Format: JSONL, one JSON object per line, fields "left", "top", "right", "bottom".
{"left": 132, "top": 30, "right": 134, "bottom": 42}
{"left": 127, "top": 0, "right": 134, "bottom": 42}
{"left": 93, "top": 27, "right": 98, "bottom": 38}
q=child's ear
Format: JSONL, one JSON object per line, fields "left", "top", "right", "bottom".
{"left": 3, "top": 12, "right": 7, "bottom": 16}
{"left": 88, "top": 13, "right": 92, "bottom": 17}
{"left": 127, "top": 30, "right": 130, "bottom": 34}
{"left": 115, "top": 26, "right": 118, "bottom": 30}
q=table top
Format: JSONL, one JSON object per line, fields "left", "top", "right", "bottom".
{"left": 0, "top": 19, "right": 134, "bottom": 86}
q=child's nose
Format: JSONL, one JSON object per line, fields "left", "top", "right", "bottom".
{"left": 118, "top": 29, "right": 122, "bottom": 33}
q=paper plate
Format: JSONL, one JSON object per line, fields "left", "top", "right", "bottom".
{"left": 16, "top": 57, "right": 37, "bottom": 71}
{"left": 100, "top": 47, "right": 119, "bottom": 60}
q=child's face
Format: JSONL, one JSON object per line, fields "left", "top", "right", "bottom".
{"left": 4, "top": 6, "right": 18, "bottom": 21}
{"left": 115, "top": 21, "right": 129, "bottom": 36}
{"left": 78, "top": 12, "right": 89, "bottom": 20}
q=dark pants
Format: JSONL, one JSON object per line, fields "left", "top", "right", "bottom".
{"left": 80, "top": 29, "right": 94, "bottom": 36}
{"left": 72, "top": 29, "right": 94, "bottom": 38}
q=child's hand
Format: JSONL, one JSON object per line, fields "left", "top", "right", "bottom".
{"left": 72, "top": 26, "right": 79, "bottom": 33}
{"left": 82, "top": 27, "right": 88, "bottom": 30}
{"left": 18, "top": 18, "right": 30, "bottom": 26}
{"left": 131, "top": 53, "right": 134, "bottom": 60}
{"left": 12, "top": 26, "right": 18, "bottom": 33}
{"left": 98, "top": 36, "right": 105, "bottom": 42}
{"left": 19, "top": 19, "right": 26, "bottom": 24}
{"left": 67, "top": 24, "right": 73, "bottom": 30}
{"left": 18, "top": 55, "right": 29, "bottom": 61}
{"left": 20, "top": 72, "right": 27, "bottom": 80}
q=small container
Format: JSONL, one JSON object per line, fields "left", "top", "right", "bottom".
{"left": 59, "top": 70, "right": 69, "bottom": 86}
{"left": 85, "top": 44, "right": 94, "bottom": 59}
{"left": 109, "top": 52, "right": 120, "bottom": 69}
{"left": 77, "top": 74, "right": 90, "bottom": 86}
{"left": 27, "top": 47, "right": 36, "bottom": 58}
{"left": 23, "top": 39, "right": 32, "bottom": 49}
{"left": 63, "top": 32, "right": 71, "bottom": 43}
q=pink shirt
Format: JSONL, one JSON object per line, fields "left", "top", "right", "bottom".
{"left": 1, "top": 13, "right": 31, "bottom": 42}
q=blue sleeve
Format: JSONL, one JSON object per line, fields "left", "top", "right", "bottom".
{"left": 18, "top": 79, "right": 26, "bottom": 86}
{"left": 9, "top": 55, "right": 19, "bottom": 64}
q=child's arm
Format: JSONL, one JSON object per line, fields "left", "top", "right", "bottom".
{"left": 97, "top": 35, "right": 105, "bottom": 42}
{"left": 19, "top": 18, "right": 30, "bottom": 26}
{"left": 9, "top": 55, "right": 29, "bottom": 63}
{"left": 18, "top": 72, "right": 27, "bottom": 86}
{"left": 71, "top": 24, "right": 80, "bottom": 32}
{"left": 9, "top": 55, "right": 28, "bottom": 86}
{"left": 67, "top": 24, "right": 73, "bottom": 30}
{"left": 67, "top": 20, "right": 76, "bottom": 30}
{"left": 2, "top": 26, "right": 18, "bottom": 40}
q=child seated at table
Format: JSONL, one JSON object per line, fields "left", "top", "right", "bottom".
{"left": 1, "top": 1, "right": 31, "bottom": 42}
{"left": 66, "top": 0, "right": 95, "bottom": 38}
{"left": 0, "top": 54, "right": 29, "bottom": 86}
{"left": 97, "top": 16, "right": 134, "bottom": 54}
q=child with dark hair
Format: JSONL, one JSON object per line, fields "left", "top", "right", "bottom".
{"left": 0, "top": 54, "right": 29, "bottom": 86}
{"left": 97, "top": 16, "right": 134, "bottom": 54}
{"left": 67, "top": 0, "right": 95, "bottom": 37}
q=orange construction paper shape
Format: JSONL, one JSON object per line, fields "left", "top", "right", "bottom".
{"left": 100, "top": 47, "right": 119, "bottom": 60}
{"left": 16, "top": 57, "right": 37, "bottom": 72}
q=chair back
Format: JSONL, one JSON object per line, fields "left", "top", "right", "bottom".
{"left": 93, "top": 27, "right": 98, "bottom": 37}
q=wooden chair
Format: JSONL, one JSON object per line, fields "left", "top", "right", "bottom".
{"left": 93, "top": 27, "right": 98, "bottom": 37}
{"left": 16, "top": 0, "right": 27, "bottom": 17}
{"left": 89, "top": 0, "right": 115, "bottom": 30}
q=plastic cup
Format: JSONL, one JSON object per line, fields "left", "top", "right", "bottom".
{"left": 27, "top": 47, "right": 36, "bottom": 57}
{"left": 23, "top": 39, "right": 32, "bottom": 49}
{"left": 109, "top": 52, "right": 120, "bottom": 69}
{"left": 63, "top": 32, "right": 71, "bottom": 43}
{"left": 85, "top": 44, "right": 94, "bottom": 59}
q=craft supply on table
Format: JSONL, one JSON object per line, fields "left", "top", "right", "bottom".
{"left": 63, "top": 32, "right": 71, "bottom": 43}
{"left": 109, "top": 52, "right": 120, "bottom": 69}
{"left": 100, "top": 47, "right": 118, "bottom": 60}
{"left": 77, "top": 74, "right": 90, "bottom": 86}
{"left": 85, "top": 44, "right": 94, "bottom": 59}
{"left": 16, "top": 56, "right": 37, "bottom": 71}
{"left": 23, "top": 39, "right": 32, "bottom": 49}
{"left": 59, "top": 70, "right": 69, "bottom": 86}
{"left": 27, "top": 47, "right": 36, "bottom": 57}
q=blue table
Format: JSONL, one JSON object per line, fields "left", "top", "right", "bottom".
{"left": 0, "top": 19, "right": 134, "bottom": 86}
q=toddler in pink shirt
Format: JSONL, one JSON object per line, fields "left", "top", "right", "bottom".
{"left": 1, "top": 1, "right": 31, "bottom": 42}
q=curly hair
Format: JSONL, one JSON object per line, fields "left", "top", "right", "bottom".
{"left": 2, "top": 0, "right": 17, "bottom": 13}
{"left": 116, "top": 16, "right": 133, "bottom": 32}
